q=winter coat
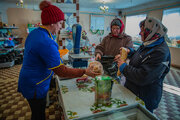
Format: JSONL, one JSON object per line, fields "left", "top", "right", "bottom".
{"left": 120, "top": 37, "right": 171, "bottom": 111}
{"left": 95, "top": 33, "right": 133, "bottom": 56}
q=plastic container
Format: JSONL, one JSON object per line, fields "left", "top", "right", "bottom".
{"left": 58, "top": 49, "right": 69, "bottom": 58}
{"left": 95, "top": 76, "right": 112, "bottom": 106}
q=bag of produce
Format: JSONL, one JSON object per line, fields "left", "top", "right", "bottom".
{"left": 89, "top": 61, "right": 104, "bottom": 75}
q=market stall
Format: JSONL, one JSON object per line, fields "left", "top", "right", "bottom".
{"left": 55, "top": 75, "right": 158, "bottom": 120}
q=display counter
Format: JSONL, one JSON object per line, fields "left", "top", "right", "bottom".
{"left": 76, "top": 103, "right": 158, "bottom": 120}
{"left": 55, "top": 76, "right": 158, "bottom": 120}
{"left": 169, "top": 47, "right": 180, "bottom": 68}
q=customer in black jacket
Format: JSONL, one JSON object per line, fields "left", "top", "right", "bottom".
{"left": 115, "top": 17, "right": 171, "bottom": 113}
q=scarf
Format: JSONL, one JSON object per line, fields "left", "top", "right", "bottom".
{"left": 139, "top": 17, "right": 168, "bottom": 46}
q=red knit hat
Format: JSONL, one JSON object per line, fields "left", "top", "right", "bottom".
{"left": 39, "top": 0, "right": 64, "bottom": 25}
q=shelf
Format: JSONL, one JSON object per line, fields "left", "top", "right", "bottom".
{"left": 0, "top": 44, "right": 21, "bottom": 55}
{"left": 28, "top": 27, "right": 37, "bottom": 29}
{"left": 0, "top": 26, "right": 21, "bottom": 68}
{"left": 0, "top": 27, "right": 19, "bottom": 29}
{"left": 0, "top": 48, "right": 14, "bottom": 55}
{"left": 0, "top": 60, "right": 15, "bottom": 68}
{"left": 27, "top": 27, "right": 37, "bottom": 33}
{"left": 0, "top": 37, "right": 8, "bottom": 41}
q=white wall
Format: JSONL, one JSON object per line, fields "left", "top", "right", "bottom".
{"left": 7, "top": 8, "right": 41, "bottom": 44}
{"left": 169, "top": 47, "right": 180, "bottom": 68}
{"left": 79, "top": 13, "right": 116, "bottom": 46}
{"left": 147, "top": 9, "right": 163, "bottom": 21}
{"left": 0, "top": 2, "right": 15, "bottom": 23}
{"left": 0, "top": 2, "right": 41, "bottom": 24}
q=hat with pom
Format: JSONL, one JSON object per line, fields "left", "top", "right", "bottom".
{"left": 39, "top": 0, "right": 64, "bottom": 25}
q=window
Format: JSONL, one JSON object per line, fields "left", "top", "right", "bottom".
{"left": 162, "top": 7, "right": 180, "bottom": 47}
{"left": 90, "top": 15, "right": 104, "bottom": 30}
{"left": 125, "top": 14, "right": 146, "bottom": 42}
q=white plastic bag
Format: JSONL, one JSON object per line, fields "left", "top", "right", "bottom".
{"left": 88, "top": 61, "right": 104, "bottom": 75}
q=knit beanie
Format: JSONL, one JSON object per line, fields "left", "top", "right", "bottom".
{"left": 111, "top": 18, "right": 124, "bottom": 34}
{"left": 39, "top": 0, "right": 64, "bottom": 25}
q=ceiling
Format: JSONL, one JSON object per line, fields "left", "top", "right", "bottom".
{"left": 0, "top": 0, "right": 180, "bottom": 12}
{"left": 80, "top": 0, "right": 158, "bottom": 9}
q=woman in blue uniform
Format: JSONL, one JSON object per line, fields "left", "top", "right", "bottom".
{"left": 116, "top": 17, "right": 171, "bottom": 113}
{"left": 18, "top": 1, "right": 99, "bottom": 120}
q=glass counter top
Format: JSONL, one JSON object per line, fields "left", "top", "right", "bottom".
{"left": 55, "top": 76, "right": 151, "bottom": 120}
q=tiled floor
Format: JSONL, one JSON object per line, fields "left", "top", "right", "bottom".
{"left": 154, "top": 67, "right": 180, "bottom": 120}
{"left": 0, "top": 65, "right": 180, "bottom": 120}
{"left": 0, "top": 65, "right": 62, "bottom": 120}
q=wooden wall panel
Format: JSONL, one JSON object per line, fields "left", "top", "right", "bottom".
{"left": 7, "top": 8, "right": 41, "bottom": 46}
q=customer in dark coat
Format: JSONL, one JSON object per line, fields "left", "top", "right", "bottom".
{"left": 115, "top": 17, "right": 171, "bottom": 113}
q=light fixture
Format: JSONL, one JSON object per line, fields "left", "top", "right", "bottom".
{"left": 99, "top": 0, "right": 109, "bottom": 13}
{"left": 16, "top": 0, "right": 24, "bottom": 8}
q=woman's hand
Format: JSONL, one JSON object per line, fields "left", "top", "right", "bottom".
{"left": 117, "top": 59, "right": 125, "bottom": 68}
{"left": 95, "top": 53, "right": 101, "bottom": 61}
{"left": 114, "top": 54, "right": 121, "bottom": 62}
{"left": 114, "top": 47, "right": 130, "bottom": 62}
{"left": 85, "top": 67, "right": 101, "bottom": 78}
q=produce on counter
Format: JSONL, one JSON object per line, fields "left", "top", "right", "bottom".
{"left": 90, "top": 98, "right": 128, "bottom": 114}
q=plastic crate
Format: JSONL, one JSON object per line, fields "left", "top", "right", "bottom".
{"left": 71, "top": 59, "right": 88, "bottom": 68}
{"left": 0, "top": 60, "right": 14, "bottom": 68}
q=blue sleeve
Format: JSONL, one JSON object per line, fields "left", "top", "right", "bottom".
{"left": 38, "top": 41, "right": 63, "bottom": 69}
{"left": 128, "top": 47, "right": 135, "bottom": 57}
{"left": 119, "top": 63, "right": 127, "bottom": 73}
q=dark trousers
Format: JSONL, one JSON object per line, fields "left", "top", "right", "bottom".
{"left": 27, "top": 97, "right": 46, "bottom": 120}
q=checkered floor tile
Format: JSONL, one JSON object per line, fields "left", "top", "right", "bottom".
{"left": 0, "top": 65, "right": 63, "bottom": 120}
{"left": 154, "top": 68, "right": 180, "bottom": 120}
